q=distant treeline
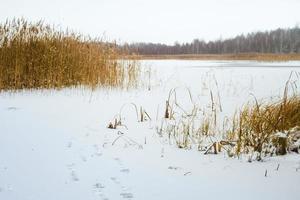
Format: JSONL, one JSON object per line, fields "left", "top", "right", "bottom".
{"left": 122, "top": 27, "right": 300, "bottom": 55}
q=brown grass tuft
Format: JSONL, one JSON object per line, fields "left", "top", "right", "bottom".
{"left": 227, "top": 90, "right": 300, "bottom": 157}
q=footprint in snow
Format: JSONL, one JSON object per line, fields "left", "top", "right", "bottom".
{"left": 120, "top": 192, "right": 134, "bottom": 199}
{"left": 66, "top": 163, "right": 76, "bottom": 170}
{"left": 120, "top": 168, "right": 130, "bottom": 173}
{"left": 114, "top": 157, "right": 124, "bottom": 166}
{"left": 110, "top": 177, "right": 120, "bottom": 185}
{"left": 168, "top": 166, "right": 191, "bottom": 176}
{"left": 94, "top": 183, "right": 105, "bottom": 189}
{"left": 95, "top": 151, "right": 103, "bottom": 157}
{"left": 114, "top": 157, "right": 120, "bottom": 161}
{"left": 81, "top": 155, "right": 87, "bottom": 162}
{"left": 168, "top": 166, "right": 182, "bottom": 170}
{"left": 67, "top": 141, "right": 73, "bottom": 148}
{"left": 93, "top": 183, "right": 108, "bottom": 199}
{"left": 71, "top": 171, "right": 79, "bottom": 181}
{"left": 110, "top": 161, "right": 134, "bottom": 199}
{"left": 6, "top": 107, "right": 19, "bottom": 111}
{"left": 110, "top": 177, "right": 134, "bottom": 199}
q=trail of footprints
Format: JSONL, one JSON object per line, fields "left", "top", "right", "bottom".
{"left": 93, "top": 182, "right": 109, "bottom": 200}
{"left": 92, "top": 157, "right": 134, "bottom": 200}
{"left": 66, "top": 139, "right": 134, "bottom": 199}
{"left": 111, "top": 157, "right": 134, "bottom": 199}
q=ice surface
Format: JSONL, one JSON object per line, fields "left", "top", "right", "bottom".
{"left": 0, "top": 60, "right": 300, "bottom": 200}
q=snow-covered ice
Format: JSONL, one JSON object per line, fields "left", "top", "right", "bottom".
{"left": 0, "top": 60, "right": 300, "bottom": 200}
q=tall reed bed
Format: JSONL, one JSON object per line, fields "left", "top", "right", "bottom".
{"left": 0, "top": 18, "right": 139, "bottom": 90}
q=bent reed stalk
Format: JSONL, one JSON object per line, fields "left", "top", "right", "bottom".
{"left": 0, "top": 18, "right": 139, "bottom": 91}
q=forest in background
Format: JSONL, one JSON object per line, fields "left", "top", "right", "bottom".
{"left": 122, "top": 26, "right": 300, "bottom": 55}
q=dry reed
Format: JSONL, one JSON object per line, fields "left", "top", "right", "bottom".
{"left": 0, "top": 18, "right": 139, "bottom": 91}
{"left": 227, "top": 74, "right": 300, "bottom": 158}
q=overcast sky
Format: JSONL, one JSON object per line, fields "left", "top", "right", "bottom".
{"left": 1, "top": 0, "right": 300, "bottom": 44}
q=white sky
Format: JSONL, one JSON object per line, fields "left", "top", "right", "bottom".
{"left": 1, "top": 0, "right": 300, "bottom": 44}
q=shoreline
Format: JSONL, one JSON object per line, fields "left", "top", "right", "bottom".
{"left": 123, "top": 53, "right": 300, "bottom": 61}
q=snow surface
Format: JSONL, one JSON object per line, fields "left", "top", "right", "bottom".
{"left": 1, "top": 60, "right": 300, "bottom": 200}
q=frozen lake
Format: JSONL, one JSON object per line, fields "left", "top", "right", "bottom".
{"left": 0, "top": 60, "right": 300, "bottom": 200}
{"left": 142, "top": 59, "right": 300, "bottom": 98}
